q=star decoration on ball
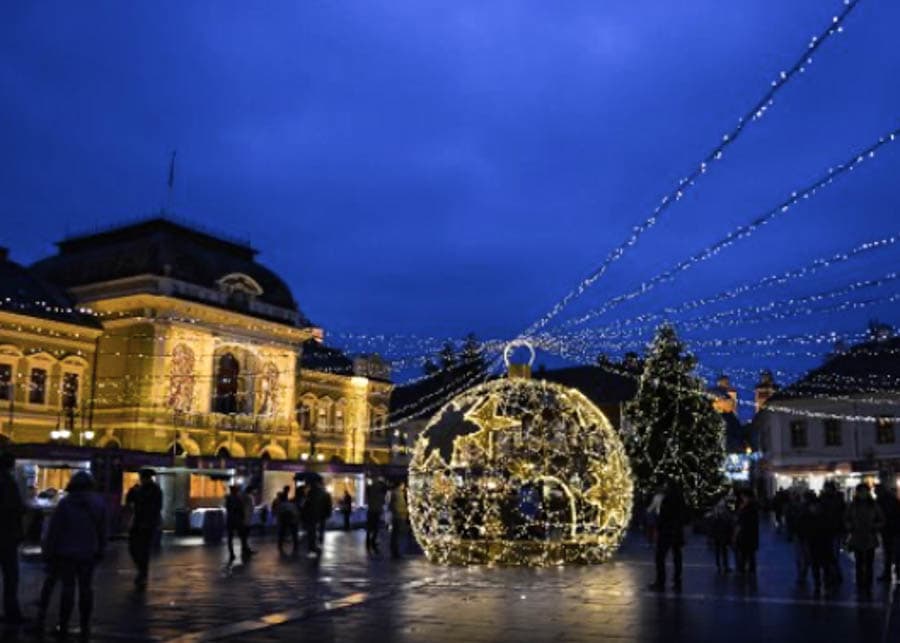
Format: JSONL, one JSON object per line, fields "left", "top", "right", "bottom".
{"left": 408, "top": 376, "right": 633, "bottom": 566}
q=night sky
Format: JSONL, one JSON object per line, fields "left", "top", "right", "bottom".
{"left": 2, "top": 1, "right": 898, "bottom": 412}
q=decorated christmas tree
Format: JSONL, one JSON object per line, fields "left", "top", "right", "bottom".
{"left": 624, "top": 324, "right": 726, "bottom": 513}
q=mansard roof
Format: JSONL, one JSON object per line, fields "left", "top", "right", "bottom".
{"left": 31, "top": 216, "right": 308, "bottom": 325}
{"left": 0, "top": 250, "right": 100, "bottom": 328}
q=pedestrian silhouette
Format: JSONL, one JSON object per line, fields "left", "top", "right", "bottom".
{"left": 125, "top": 468, "right": 162, "bottom": 589}
{"left": 0, "top": 451, "right": 25, "bottom": 626}
{"left": 38, "top": 471, "right": 106, "bottom": 641}
{"left": 648, "top": 480, "right": 686, "bottom": 591}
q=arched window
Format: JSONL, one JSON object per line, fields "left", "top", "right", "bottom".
{"left": 213, "top": 353, "right": 240, "bottom": 414}
{"left": 296, "top": 402, "right": 312, "bottom": 430}
{"left": 334, "top": 400, "right": 345, "bottom": 432}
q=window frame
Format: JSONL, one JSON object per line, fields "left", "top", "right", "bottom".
{"left": 877, "top": 416, "right": 895, "bottom": 445}
{"left": 789, "top": 419, "right": 808, "bottom": 449}
{"left": 823, "top": 418, "right": 842, "bottom": 447}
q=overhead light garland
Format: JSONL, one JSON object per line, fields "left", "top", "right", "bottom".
{"left": 566, "top": 233, "right": 900, "bottom": 333}
{"left": 560, "top": 125, "right": 900, "bottom": 329}
{"left": 517, "top": 0, "right": 864, "bottom": 338}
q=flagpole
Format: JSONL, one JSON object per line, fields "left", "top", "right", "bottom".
{"left": 166, "top": 150, "right": 177, "bottom": 212}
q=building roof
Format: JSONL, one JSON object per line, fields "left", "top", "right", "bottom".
{"left": 722, "top": 412, "right": 756, "bottom": 453}
{"left": 769, "top": 336, "right": 900, "bottom": 401}
{"left": 389, "top": 363, "right": 640, "bottom": 423}
{"left": 299, "top": 339, "right": 354, "bottom": 376}
{"left": 533, "top": 364, "right": 639, "bottom": 408}
{"left": 0, "top": 249, "right": 101, "bottom": 328}
{"left": 31, "top": 216, "right": 307, "bottom": 324}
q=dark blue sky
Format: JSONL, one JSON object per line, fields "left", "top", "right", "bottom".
{"left": 2, "top": 1, "right": 898, "bottom": 410}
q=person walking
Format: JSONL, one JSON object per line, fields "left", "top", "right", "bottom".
{"left": 786, "top": 490, "right": 811, "bottom": 584}
{"left": 734, "top": 488, "right": 759, "bottom": 576}
{"left": 302, "top": 479, "right": 329, "bottom": 557}
{"left": 37, "top": 471, "right": 106, "bottom": 641}
{"left": 389, "top": 481, "right": 409, "bottom": 559}
{"left": 648, "top": 480, "right": 686, "bottom": 591}
{"left": 125, "top": 468, "right": 162, "bottom": 589}
{"left": 710, "top": 493, "right": 734, "bottom": 573}
{"left": 366, "top": 479, "right": 386, "bottom": 555}
{"left": 225, "top": 485, "right": 252, "bottom": 562}
{"left": 275, "top": 488, "right": 300, "bottom": 553}
{"left": 875, "top": 484, "right": 900, "bottom": 582}
{"left": 341, "top": 491, "right": 353, "bottom": 531}
{"left": 318, "top": 488, "right": 333, "bottom": 545}
{"left": 821, "top": 481, "right": 846, "bottom": 583}
{"left": 845, "top": 483, "right": 884, "bottom": 598}
{"left": 804, "top": 492, "right": 835, "bottom": 595}
{"left": 0, "top": 452, "right": 25, "bottom": 626}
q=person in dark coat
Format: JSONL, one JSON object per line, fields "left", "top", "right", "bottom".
{"left": 125, "top": 468, "right": 162, "bottom": 589}
{"left": 875, "top": 484, "right": 900, "bottom": 582}
{"left": 341, "top": 491, "right": 353, "bottom": 531}
{"left": 710, "top": 493, "right": 734, "bottom": 573}
{"left": 318, "top": 488, "right": 333, "bottom": 544}
{"left": 225, "top": 485, "right": 252, "bottom": 562}
{"left": 302, "top": 480, "right": 329, "bottom": 557}
{"left": 38, "top": 471, "right": 106, "bottom": 641}
{"left": 389, "top": 481, "right": 409, "bottom": 559}
{"left": 845, "top": 483, "right": 884, "bottom": 597}
{"left": 275, "top": 488, "right": 300, "bottom": 553}
{"left": 648, "top": 480, "right": 686, "bottom": 591}
{"left": 734, "top": 488, "right": 759, "bottom": 575}
{"left": 0, "top": 451, "right": 25, "bottom": 625}
{"left": 820, "top": 481, "right": 846, "bottom": 583}
{"left": 366, "top": 479, "right": 387, "bottom": 555}
{"left": 804, "top": 492, "right": 836, "bottom": 595}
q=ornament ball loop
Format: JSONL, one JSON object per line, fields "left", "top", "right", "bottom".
{"left": 503, "top": 339, "right": 536, "bottom": 370}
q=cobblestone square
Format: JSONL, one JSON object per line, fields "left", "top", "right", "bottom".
{"left": 3, "top": 523, "right": 898, "bottom": 642}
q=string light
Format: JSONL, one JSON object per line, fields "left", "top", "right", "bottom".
{"left": 560, "top": 125, "right": 900, "bottom": 329}
{"left": 517, "top": 0, "right": 865, "bottom": 337}
{"left": 563, "top": 232, "right": 900, "bottom": 332}
{"left": 408, "top": 376, "right": 632, "bottom": 566}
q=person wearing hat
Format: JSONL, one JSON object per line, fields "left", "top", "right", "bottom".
{"left": 38, "top": 471, "right": 106, "bottom": 641}
{"left": 0, "top": 451, "right": 25, "bottom": 625}
{"left": 125, "top": 468, "right": 163, "bottom": 589}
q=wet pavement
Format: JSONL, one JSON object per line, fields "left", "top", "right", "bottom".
{"left": 3, "top": 522, "right": 899, "bottom": 642}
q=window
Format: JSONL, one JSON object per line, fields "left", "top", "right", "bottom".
{"left": 296, "top": 403, "right": 312, "bottom": 430}
{"left": 334, "top": 405, "right": 344, "bottom": 432}
{"left": 29, "top": 368, "right": 47, "bottom": 404}
{"left": 877, "top": 417, "right": 895, "bottom": 445}
{"left": 317, "top": 407, "right": 328, "bottom": 430}
{"left": 789, "top": 420, "right": 807, "bottom": 448}
{"left": 62, "top": 372, "right": 79, "bottom": 411}
{"left": 824, "top": 419, "right": 842, "bottom": 447}
{"left": 213, "top": 353, "right": 239, "bottom": 414}
{"left": 0, "top": 364, "right": 11, "bottom": 401}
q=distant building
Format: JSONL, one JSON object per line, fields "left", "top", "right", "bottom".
{"left": 754, "top": 336, "right": 900, "bottom": 496}
{"left": 709, "top": 374, "right": 738, "bottom": 414}
{"left": 754, "top": 370, "right": 778, "bottom": 413}
{"left": 708, "top": 372, "right": 757, "bottom": 482}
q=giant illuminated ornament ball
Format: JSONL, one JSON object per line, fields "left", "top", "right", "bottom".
{"left": 408, "top": 343, "right": 633, "bottom": 566}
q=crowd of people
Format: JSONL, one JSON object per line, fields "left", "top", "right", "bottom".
{"left": 772, "top": 481, "right": 900, "bottom": 597}
{"left": 0, "top": 452, "right": 411, "bottom": 641}
{"left": 645, "top": 478, "right": 900, "bottom": 599}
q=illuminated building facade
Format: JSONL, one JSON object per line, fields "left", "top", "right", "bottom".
{"left": 1, "top": 218, "right": 391, "bottom": 465}
{"left": 0, "top": 248, "right": 103, "bottom": 448}
{"left": 755, "top": 337, "right": 900, "bottom": 495}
